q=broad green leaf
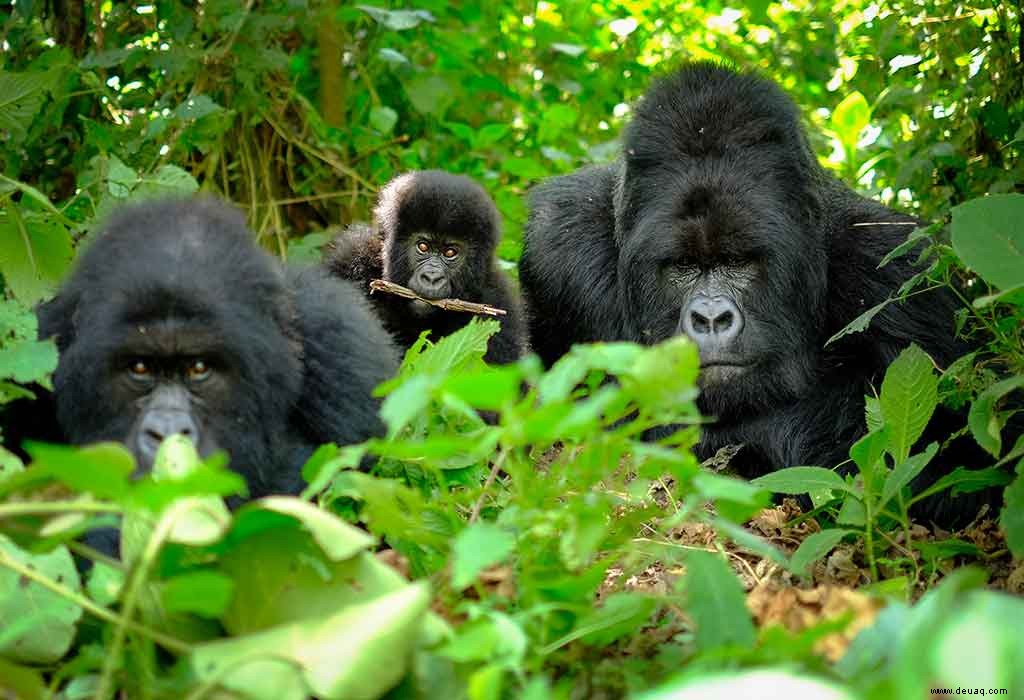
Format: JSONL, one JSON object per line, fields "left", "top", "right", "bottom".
{"left": 502, "top": 157, "right": 548, "bottom": 180}
{"left": 0, "top": 537, "right": 82, "bottom": 663}
{"left": 0, "top": 211, "right": 73, "bottom": 305}
{"left": 0, "top": 659, "right": 45, "bottom": 700}
{"left": 849, "top": 428, "right": 889, "bottom": 492}
{"left": 133, "top": 164, "right": 199, "bottom": 200}
{"left": 880, "top": 442, "right": 938, "bottom": 508}
{"left": 439, "top": 612, "right": 525, "bottom": 664}
{"left": 0, "top": 70, "right": 50, "bottom": 139}
{"left": 791, "top": 529, "right": 854, "bottom": 577}
{"left": 830, "top": 91, "right": 871, "bottom": 148}
{"left": 968, "top": 376, "right": 1024, "bottom": 457}
{"left": 173, "top": 94, "right": 224, "bottom": 121}
{"left": 193, "top": 582, "right": 431, "bottom": 700}
{"left": 237, "top": 497, "right": 375, "bottom": 561}
{"left": 879, "top": 344, "right": 938, "bottom": 463}
{"left": 24, "top": 442, "right": 134, "bottom": 502}
{"left": 474, "top": 123, "right": 509, "bottom": 147}
{"left": 369, "top": 105, "right": 398, "bottom": 134}
{"left": 0, "top": 338, "right": 57, "bottom": 385}
{"left": 404, "top": 74, "right": 453, "bottom": 116}
{"left": 162, "top": 571, "right": 234, "bottom": 617}
{"left": 452, "top": 522, "right": 516, "bottom": 590}
{"left": 751, "top": 466, "right": 849, "bottom": 494}
{"left": 951, "top": 194, "right": 1024, "bottom": 291}
{"left": 685, "top": 550, "right": 755, "bottom": 651}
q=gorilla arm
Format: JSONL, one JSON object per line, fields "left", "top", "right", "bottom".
{"left": 520, "top": 164, "right": 631, "bottom": 367}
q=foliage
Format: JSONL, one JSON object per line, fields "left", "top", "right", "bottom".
{"left": 0, "top": 0, "right": 1023, "bottom": 698}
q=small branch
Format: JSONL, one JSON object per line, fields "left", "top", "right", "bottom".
{"left": 369, "top": 279, "right": 508, "bottom": 317}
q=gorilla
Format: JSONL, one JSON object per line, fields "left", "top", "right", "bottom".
{"left": 37, "top": 197, "right": 399, "bottom": 497}
{"left": 324, "top": 170, "right": 526, "bottom": 364}
{"left": 520, "top": 63, "right": 990, "bottom": 523}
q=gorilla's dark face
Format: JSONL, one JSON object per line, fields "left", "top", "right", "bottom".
{"left": 401, "top": 233, "right": 467, "bottom": 301}
{"left": 40, "top": 200, "right": 304, "bottom": 475}
{"left": 616, "top": 67, "right": 829, "bottom": 419}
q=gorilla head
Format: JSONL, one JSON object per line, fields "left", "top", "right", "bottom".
{"left": 39, "top": 198, "right": 397, "bottom": 492}
{"left": 376, "top": 170, "right": 501, "bottom": 307}
{"left": 614, "top": 66, "right": 837, "bottom": 418}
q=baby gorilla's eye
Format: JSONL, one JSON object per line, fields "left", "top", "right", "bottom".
{"left": 186, "top": 359, "right": 211, "bottom": 383}
{"left": 416, "top": 241, "right": 430, "bottom": 254}
{"left": 442, "top": 246, "right": 459, "bottom": 259}
{"left": 128, "top": 360, "right": 150, "bottom": 378}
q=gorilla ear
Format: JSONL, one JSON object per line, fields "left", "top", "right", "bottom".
{"left": 36, "top": 291, "right": 79, "bottom": 350}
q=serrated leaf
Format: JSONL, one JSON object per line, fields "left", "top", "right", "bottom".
{"left": 452, "top": 522, "right": 515, "bottom": 590}
{"left": 951, "top": 194, "right": 1024, "bottom": 291}
{"left": 878, "top": 226, "right": 931, "bottom": 268}
{"left": 0, "top": 337, "right": 57, "bottom": 385}
{"left": 685, "top": 550, "right": 755, "bottom": 651}
{"left": 0, "top": 70, "right": 49, "bottom": 139}
{"left": 968, "top": 376, "right": 1024, "bottom": 457}
{"left": 879, "top": 344, "right": 938, "bottom": 463}
{"left": 826, "top": 298, "right": 891, "bottom": 345}
{"left": 790, "top": 529, "right": 854, "bottom": 577}
{"left": 750, "top": 466, "right": 849, "bottom": 494}
{"left": 0, "top": 537, "right": 82, "bottom": 663}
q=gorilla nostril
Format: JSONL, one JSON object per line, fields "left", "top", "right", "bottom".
{"left": 690, "top": 311, "right": 710, "bottom": 335}
{"left": 713, "top": 310, "right": 734, "bottom": 334}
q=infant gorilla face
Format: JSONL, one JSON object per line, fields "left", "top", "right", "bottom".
{"left": 405, "top": 233, "right": 466, "bottom": 300}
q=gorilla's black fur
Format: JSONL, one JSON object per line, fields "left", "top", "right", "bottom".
{"left": 520, "top": 63, "right": 994, "bottom": 524}
{"left": 324, "top": 170, "right": 526, "bottom": 364}
{"left": 37, "top": 198, "right": 398, "bottom": 497}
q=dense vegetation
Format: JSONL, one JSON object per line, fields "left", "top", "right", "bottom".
{"left": 1, "top": 1, "right": 1022, "bottom": 698}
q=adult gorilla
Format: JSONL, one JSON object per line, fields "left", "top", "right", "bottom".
{"left": 38, "top": 198, "right": 398, "bottom": 497}
{"left": 520, "top": 63, "right": 980, "bottom": 520}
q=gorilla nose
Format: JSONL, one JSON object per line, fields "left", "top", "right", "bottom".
{"left": 682, "top": 295, "right": 743, "bottom": 347}
{"left": 138, "top": 410, "right": 200, "bottom": 463}
{"left": 417, "top": 269, "right": 445, "bottom": 287}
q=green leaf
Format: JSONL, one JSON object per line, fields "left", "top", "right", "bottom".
{"left": 369, "top": 105, "right": 398, "bottom": 134}
{"left": 23, "top": 442, "right": 134, "bottom": 502}
{"left": 358, "top": 5, "right": 435, "bottom": 30}
{"left": 684, "top": 550, "right": 755, "bottom": 651}
{"left": 474, "top": 123, "right": 509, "bottom": 147}
{"left": 502, "top": 157, "right": 548, "bottom": 179}
{"left": 951, "top": 194, "right": 1024, "bottom": 291}
{"left": 162, "top": 571, "right": 235, "bottom": 618}
{"left": 880, "top": 442, "right": 938, "bottom": 509}
{"left": 0, "top": 211, "right": 73, "bottom": 305}
{"left": 237, "top": 497, "right": 375, "bottom": 561}
{"left": 849, "top": 428, "right": 889, "bottom": 491}
{"left": 830, "top": 91, "right": 871, "bottom": 149}
{"left": 404, "top": 74, "right": 454, "bottom": 116}
{"left": 452, "top": 522, "right": 515, "bottom": 590}
{"left": 751, "top": 466, "right": 849, "bottom": 494}
{"left": 790, "top": 529, "right": 854, "bottom": 577}
{"left": 0, "top": 537, "right": 82, "bottom": 663}
{"left": 879, "top": 344, "right": 938, "bottom": 463}
{"left": 0, "top": 337, "right": 57, "bottom": 385}
{"left": 0, "top": 69, "right": 50, "bottom": 140}
{"left": 173, "top": 94, "right": 224, "bottom": 121}
{"left": 133, "top": 164, "right": 199, "bottom": 200}
{"left": 968, "top": 376, "right": 1024, "bottom": 457}
{"left": 826, "top": 298, "right": 891, "bottom": 345}
{"left": 193, "top": 582, "right": 431, "bottom": 700}
{"left": 576, "top": 592, "right": 657, "bottom": 646}
{"left": 1001, "top": 472, "right": 1024, "bottom": 558}
{"left": 639, "top": 669, "right": 856, "bottom": 700}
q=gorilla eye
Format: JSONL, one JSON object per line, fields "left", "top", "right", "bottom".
{"left": 186, "top": 359, "right": 211, "bottom": 383}
{"left": 442, "top": 246, "right": 459, "bottom": 259}
{"left": 128, "top": 360, "right": 150, "bottom": 378}
{"left": 416, "top": 241, "right": 430, "bottom": 254}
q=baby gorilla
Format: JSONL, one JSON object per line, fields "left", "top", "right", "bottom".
{"left": 324, "top": 170, "right": 525, "bottom": 364}
{"left": 38, "top": 198, "right": 398, "bottom": 497}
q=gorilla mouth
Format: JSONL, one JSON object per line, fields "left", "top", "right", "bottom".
{"left": 698, "top": 361, "right": 750, "bottom": 382}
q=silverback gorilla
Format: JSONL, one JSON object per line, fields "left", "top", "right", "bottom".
{"left": 38, "top": 198, "right": 399, "bottom": 497}
{"left": 324, "top": 170, "right": 526, "bottom": 364}
{"left": 520, "top": 63, "right": 987, "bottom": 523}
